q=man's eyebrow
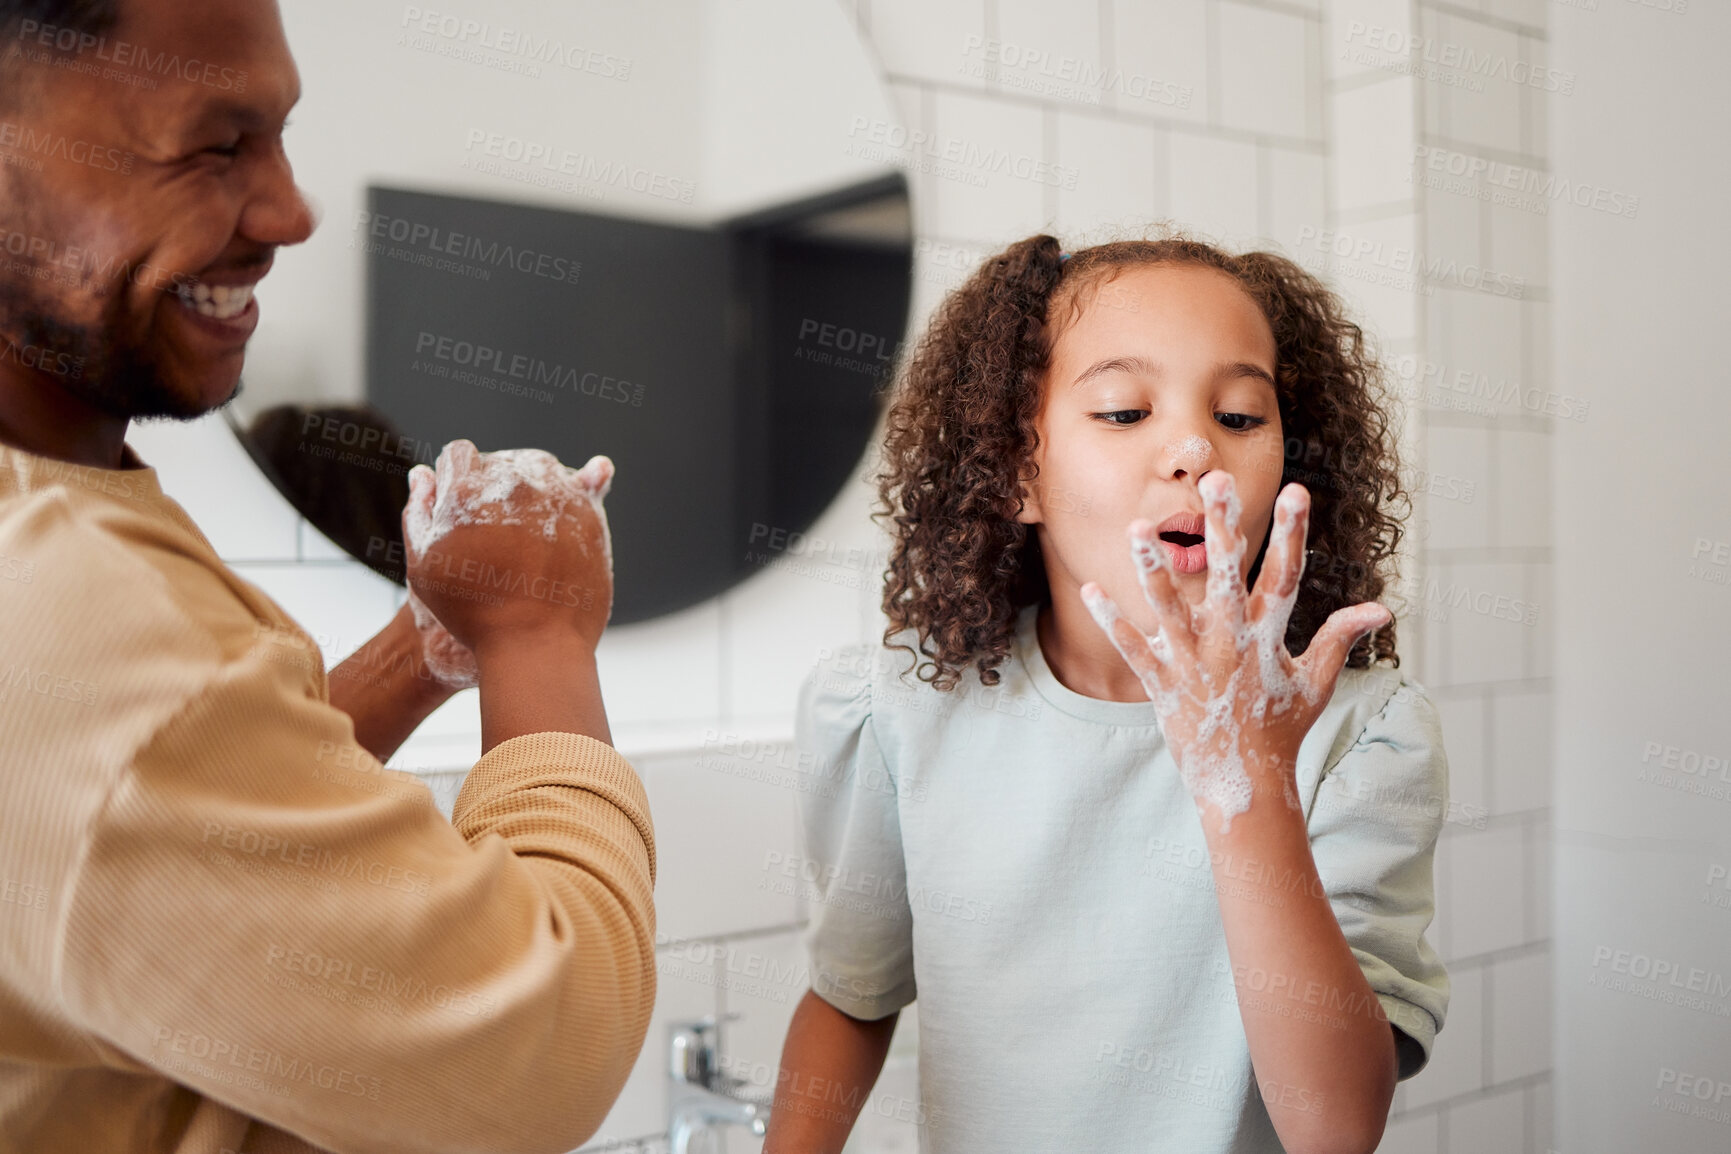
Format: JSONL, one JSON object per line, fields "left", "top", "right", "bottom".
{"left": 186, "top": 92, "right": 298, "bottom": 135}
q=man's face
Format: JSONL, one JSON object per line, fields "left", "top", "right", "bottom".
{"left": 0, "top": 0, "right": 313, "bottom": 419}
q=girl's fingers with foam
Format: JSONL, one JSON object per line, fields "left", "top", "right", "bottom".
{"left": 1128, "top": 520, "right": 1196, "bottom": 664}
{"left": 1081, "top": 582, "right": 1176, "bottom": 696}
{"left": 1247, "top": 484, "right": 1309, "bottom": 640}
{"left": 1198, "top": 471, "right": 1249, "bottom": 641}
{"left": 1293, "top": 601, "right": 1392, "bottom": 699}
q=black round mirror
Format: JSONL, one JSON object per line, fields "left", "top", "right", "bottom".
{"left": 227, "top": 1, "right": 912, "bottom": 625}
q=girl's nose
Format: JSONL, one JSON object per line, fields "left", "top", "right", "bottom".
{"left": 1162, "top": 433, "right": 1214, "bottom": 480}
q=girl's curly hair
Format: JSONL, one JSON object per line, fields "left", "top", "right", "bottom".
{"left": 874, "top": 230, "right": 1410, "bottom": 691}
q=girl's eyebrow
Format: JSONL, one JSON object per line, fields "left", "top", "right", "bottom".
{"left": 1069, "top": 356, "right": 1276, "bottom": 390}
{"left": 1070, "top": 355, "right": 1159, "bottom": 389}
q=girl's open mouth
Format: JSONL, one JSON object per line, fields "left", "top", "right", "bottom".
{"left": 1153, "top": 506, "right": 1209, "bottom": 575}
{"left": 1157, "top": 529, "right": 1208, "bottom": 574}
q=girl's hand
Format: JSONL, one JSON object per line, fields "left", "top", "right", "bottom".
{"left": 1080, "top": 474, "right": 1391, "bottom": 834}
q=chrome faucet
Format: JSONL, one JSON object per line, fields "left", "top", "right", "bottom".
{"left": 668, "top": 1016, "right": 771, "bottom": 1154}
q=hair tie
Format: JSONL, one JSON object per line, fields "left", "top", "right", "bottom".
{"left": 1059, "top": 250, "right": 1073, "bottom": 263}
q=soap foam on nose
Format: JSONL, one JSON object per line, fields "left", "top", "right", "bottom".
{"left": 1166, "top": 435, "right": 1212, "bottom": 470}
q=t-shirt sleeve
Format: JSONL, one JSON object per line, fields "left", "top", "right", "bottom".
{"left": 55, "top": 612, "right": 657, "bottom": 1154}
{"left": 1305, "top": 678, "right": 1452, "bottom": 1081}
{"left": 793, "top": 647, "right": 917, "bottom": 1021}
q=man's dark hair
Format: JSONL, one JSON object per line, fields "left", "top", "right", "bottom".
{"left": 0, "top": 0, "right": 121, "bottom": 40}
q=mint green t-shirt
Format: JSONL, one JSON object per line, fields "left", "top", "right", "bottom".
{"left": 794, "top": 603, "right": 1450, "bottom": 1153}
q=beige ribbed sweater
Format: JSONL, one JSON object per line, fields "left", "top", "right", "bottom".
{"left": 0, "top": 440, "right": 657, "bottom": 1154}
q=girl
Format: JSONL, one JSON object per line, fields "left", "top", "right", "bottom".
{"left": 764, "top": 233, "right": 1448, "bottom": 1154}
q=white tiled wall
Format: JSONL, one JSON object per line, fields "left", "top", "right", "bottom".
{"left": 1327, "top": 0, "right": 1554, "bottom": 1148}
{"left": 129, "top": 1, "right": 1554, "bottom": 1150}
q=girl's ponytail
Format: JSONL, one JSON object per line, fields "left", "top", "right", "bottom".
{"left": 875, "top": 235, "right": 1068, "bottom": 690}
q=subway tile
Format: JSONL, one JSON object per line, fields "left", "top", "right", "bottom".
{"left": 1491, "top": 428, "right": 1550, "bottom": 550}
{"left": 1402, "top": 962, "right": 1484, "bottom": 1109}
{"left": 296, "top": 516, "right": 354, "bottom": 563}
{"left": 1168, "top": 131, "right": 1260, "bottom": 247}
{"left": 1110, "top": 0, "right": 1208, "bottom": 125}
{"left": 1524, "top": 297, "right": 1558, "bottom": 420}
{"left": 1426, "top": 290, "right": 1524, "bottom": 418}
{"left": 1446, "top": 822, "right": 1526, "bottom": 959}
{"left": 712, "top": 928, "right": 808, "bottom": 1096}
{"left": 885, "top": 78, "right": 926, "bottom": 146}
{"left": 1217, "top": 1, "right": 1312, "bottom": 140}
{"left": 1423, "top": 170, "right": 1484, "bottom": 272}
{"left": 390, "top": 692, "right": 483, "bottom": 775}
{"left": 1523, "top": 560, "right": 1551, "bottom": 681}
{"left": 1427, "top": 11, "right": 1523, "bottom": 155}
{"left": 1313, "top": 213, "right": 1421, "bottom": 345}
{"left": 868, "top": 0, "right": 988, "bottom": 89}
{"left": 637, "top": 747, "right": 801, "bottom": 942}
{"left": 227, "top": 560, "right": 400, "bottom": 666}
{"left": 1412, "top": 568, "right": 1447, "bottom": 688}
{"left": 925, "top": 90, "right": 1051, "bottom": 243}
{"left": 1374, "top": 1108, "right": 1439, "bottom": 1154}
{"left": 1486, "top": 197, "right": 1548, "bottom": 294}
{"left": 126, "top": 412, "right": 302, "bottom": 562}
{"left": 1420, "top": 425, "right": 1491, "bottom": 551}
{"left": 1488, "top": 948, "right": 1551, "bottom": 1083}
{"left": 1443, "top": 1083, "right": 1525, "bottom": 1154}
{"left": 1489, "top": 0, "right": 1549, "bottom": 28}
{"left": 1264, "top": 146, "right": 1327, "bottom": 254}
{"left": 1517, "top": 31, "right": 1550, "bottom": 161}
{"left": 1055, "top": 111, "right": 1161, "bottom": 240}
{"left": 996, "top": 0, "right": 1103, "bottom": 99}
{"left": 722, "top": 497, "right": 880, "bottom": 726}
{"left": 1489, "top": 687, "right": 1550, "bottom": 816}
{"left": 596, "top": 597, "right": 724, "bottom": 737}
{"left": 1436, "top": 560, "right": 1528, "bottom": 685}
{"left": 1433, "top": 691, "right": 1488, "bottom": 826}
{"left": 1527, "top": 817, "right": 1550, "bottom": 941}
{"left": 1330, "top": 76, "right": 1414, "bottom": 211}
{"left": 1528, "top": 1077, "right": 1552, "bottom": 1153}
{"left": 1328, "top": 0, "right": 1413, "bottom": 83}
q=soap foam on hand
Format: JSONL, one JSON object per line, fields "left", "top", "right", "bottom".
{"left": 401, "top": 440, "right": 616, "bottom": 689}
{"left": 1084, "top": 474, "right": 1317, "bottom": 834}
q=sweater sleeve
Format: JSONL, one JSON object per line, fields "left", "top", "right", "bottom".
{"left": 793, "top": 647, "right": 917, "bottom": 1022}
{"left": 1305, "top": 677, "right": 1452, "bottom": 1081}
{"left": 55, "top": 596, "right": 656, "bottom": 1154}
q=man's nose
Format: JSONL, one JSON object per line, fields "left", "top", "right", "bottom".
{"left": 242, "top": 150, "right": 317, "bottom": 248}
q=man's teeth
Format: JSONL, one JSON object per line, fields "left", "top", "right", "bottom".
{"left": 177, "top": 283, "right": 255, "bottom": 320}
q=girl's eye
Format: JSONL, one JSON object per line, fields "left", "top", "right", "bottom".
{"left": 1215, "top": 412, "right": 1267, "bottom": 432}
{"left": 1093, "top": 410, "right": 1146, "bottom": 426}
{"left": 204, "top": 141, "right": 242, "bottom": 158}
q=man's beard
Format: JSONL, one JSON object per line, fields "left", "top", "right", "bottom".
{"left": 1, "top": 284, "right": 229, "bottom": 423}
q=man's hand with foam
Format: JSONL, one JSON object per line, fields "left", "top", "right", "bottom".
{"left": 399, "top": 439, "right": 615, "bottom": 689}
{"left": 1081, "top": 474, "right": 1391, "bottom": 835}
